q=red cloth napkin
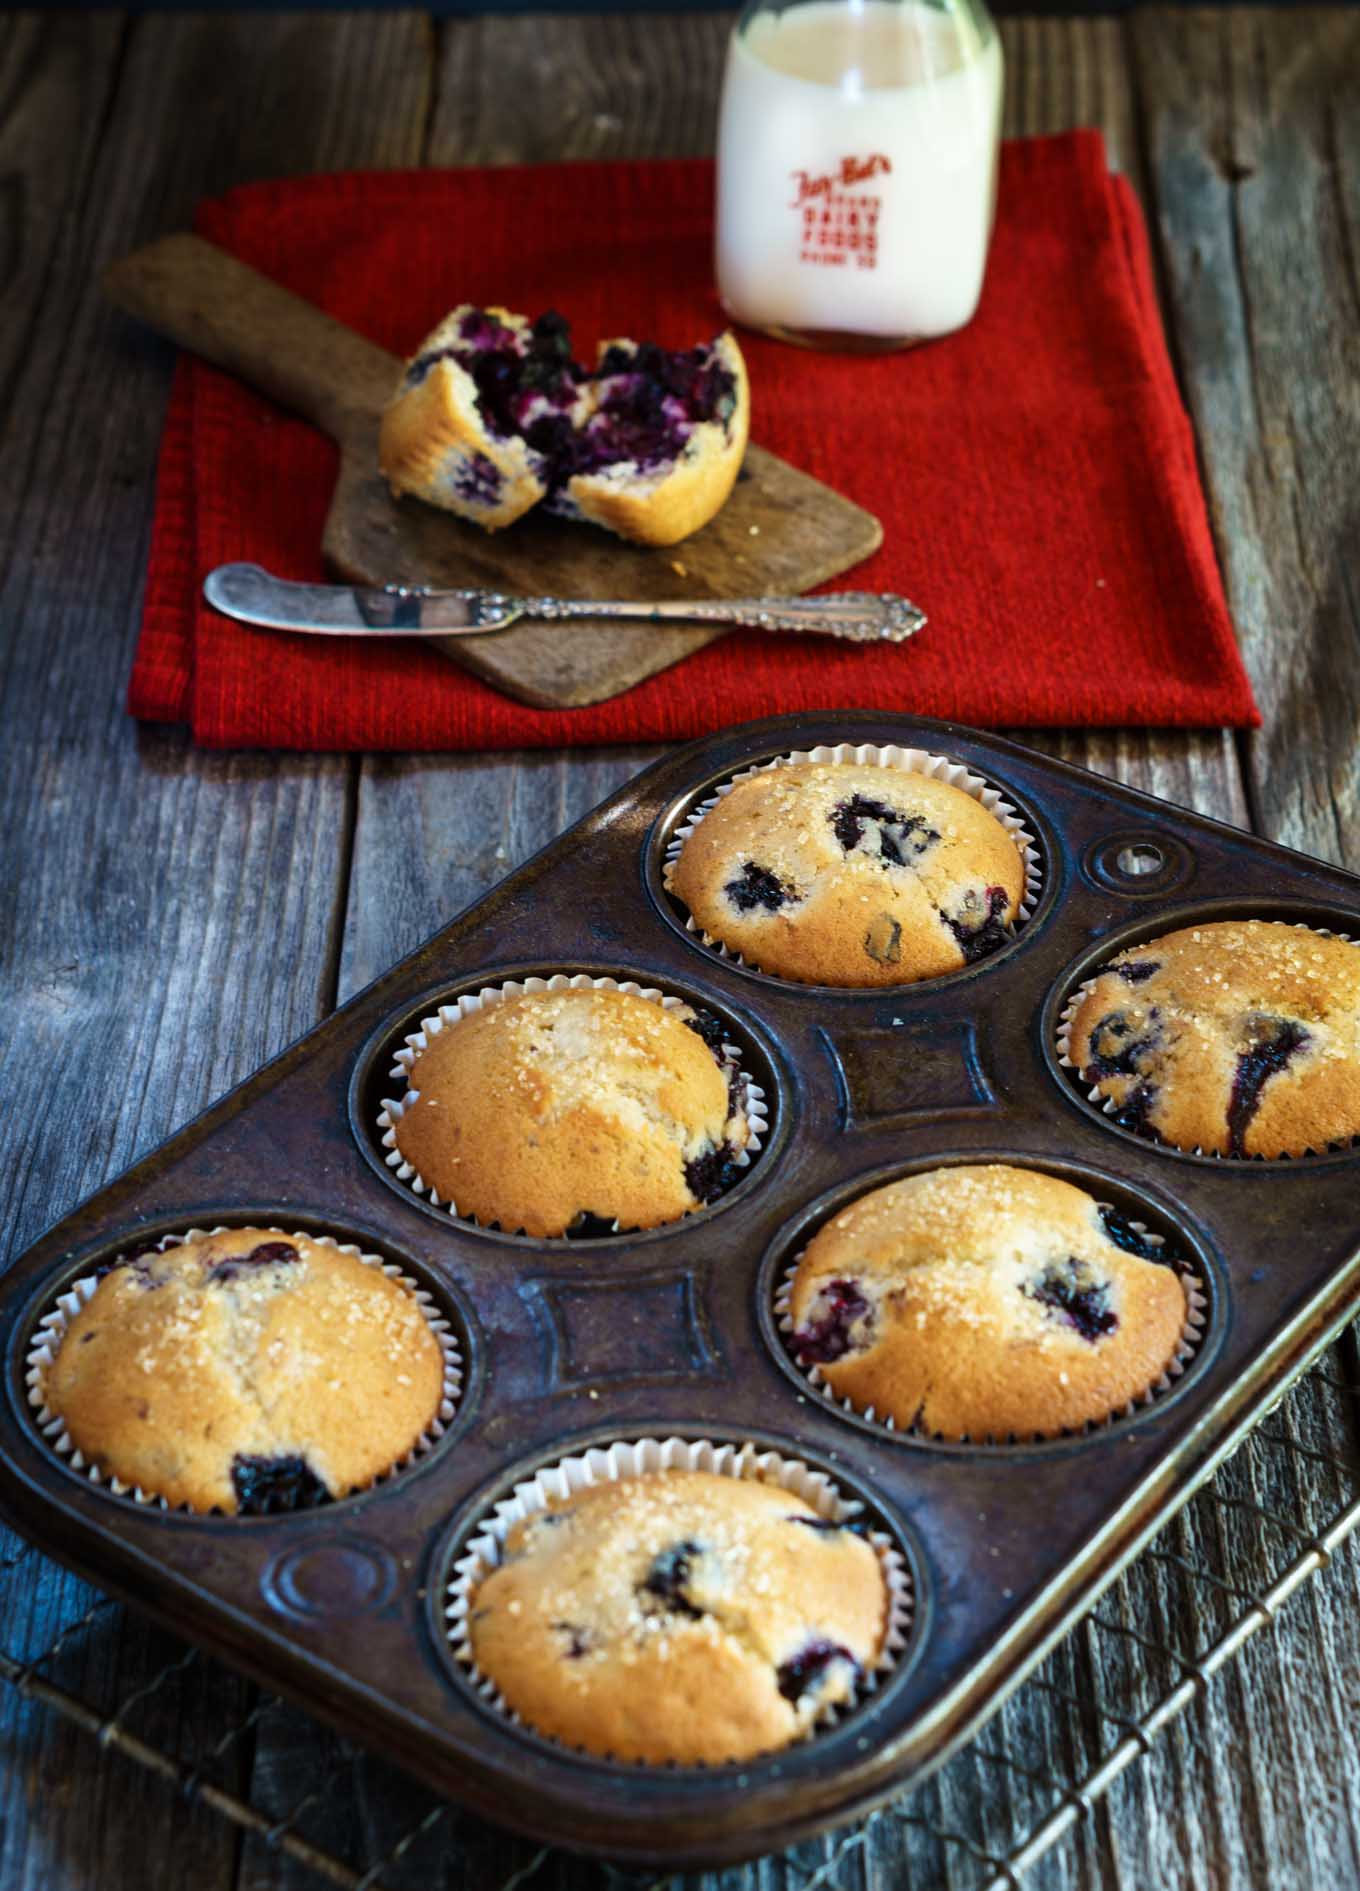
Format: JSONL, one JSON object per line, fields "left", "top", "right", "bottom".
{"left": 130, "top": 134, "right": 1258, "bottom": 748}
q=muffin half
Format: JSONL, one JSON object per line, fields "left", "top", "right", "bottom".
{"left": 378, "top": 304, "right": 584, "bottom": 529}
{"left": 380, "top": 305, "right": 748, "bottom": 545}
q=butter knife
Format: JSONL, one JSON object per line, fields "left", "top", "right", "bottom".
{"left": 203, "top": 563, "right": 926, "bottom": 645}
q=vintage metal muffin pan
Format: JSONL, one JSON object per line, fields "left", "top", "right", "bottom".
{"left": 3, "top": 711, "right": 1360, "bottom": 1869}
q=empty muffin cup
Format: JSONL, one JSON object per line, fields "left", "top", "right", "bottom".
{"left": 376, "top": 973, "right": 768, "bottom": 1237}
{"left": 26, "top": 1226, "right": 462, "bottom": 1514}
{"left": 443, "top": 1434, "right": 913, "bottom": 1766}
{"left": 663, "top": 742, "right": 1043, "bottom": 986}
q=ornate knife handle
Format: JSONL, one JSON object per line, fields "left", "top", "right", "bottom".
{"left": 510, "top": 592, "right": 927, "bottom": 645}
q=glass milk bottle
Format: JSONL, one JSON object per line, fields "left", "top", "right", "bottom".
{"left": 715, "top": 0, "right": 1003, "bottom": 351}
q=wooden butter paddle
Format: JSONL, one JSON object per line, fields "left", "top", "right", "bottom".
{"left": 103, "top": 234, "right": 885, "bottom": 710}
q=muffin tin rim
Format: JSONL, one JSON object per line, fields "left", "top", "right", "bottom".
{"left": 347, "top": 960, "right": 797, "bottom": 1248}
{"left": 643, "top": 743, "right": 1064, "bottom": 1000}
{"left": 754, "top": 1149, "right": 1225, "bottom": 1457}
{"left": 422, "top": 1420, "right": 930, "bottom": 1779}
{"left": 7, "top": 1207, "right": 487, "bottom": 1526}
{"left": 1041, "top": 895, "right": 1360, "bottom": 1169}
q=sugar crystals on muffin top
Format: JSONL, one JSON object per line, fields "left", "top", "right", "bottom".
{"left": 669, "top": 763, "right": 1027, "bottom": 987}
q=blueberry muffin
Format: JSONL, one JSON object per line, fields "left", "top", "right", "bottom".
{"left": 468, "top": 1470, "right": 886, "bottom": 1764}
{"left": 1068, "top": 920, "right": 1360, "bottom": 1157}
{"left": 670, "top": 763, "right": 1028, "bottom": 986}
{"left": 787, "top": 1166, "right": 1188, "bottom": 1439}
{"left": 380, "top": 304, "right": 749, "bottom": 546}
{"left": 41, "top": 1230, "right": 445, "bottom": 1514}
{"left": 390, "top": 989, "right": 753, "bottom": 1237}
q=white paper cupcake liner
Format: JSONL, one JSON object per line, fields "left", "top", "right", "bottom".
{"left": 26, "top": 1226, "right": 463, "bottom": 1513}
{"left": 662, "top": 742, "right": 1043, "bottom": 981}
{"left": 376, "top": 973, "right": 769, "bottom": 1234}
{"left": 775, "top": 1219, "right": 1208, "bottom": 1446}
{"left": 444, "top": 1434, "right": 913, "bottom": 1764}
{"left": 1057, "top": 920, "right": 1360, "bottom": 1161}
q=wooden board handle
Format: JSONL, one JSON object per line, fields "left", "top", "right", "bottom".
{"left": 102, "top": 233, "right": 399, "bottom": 443}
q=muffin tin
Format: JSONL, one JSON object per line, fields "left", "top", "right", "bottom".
{"left": 3, "top": 710, "right": 1360, "bottom": 1869}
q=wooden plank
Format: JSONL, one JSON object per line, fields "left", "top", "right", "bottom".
{"left": 1019, "top": 727, "right": 1250, "bottom": 830}
{"left": 995, "top": 14, "right": 1248, "bottom": 834}
{"left": 0, "top": 16, "right": 265, "bottom": 1889}
{"left": 1000, "top": 22, "right": 1360, "bottom": 1891}
{"left": 981, "top": 141, "right": 1259, "bottom": 1793}
{"left": 430, "top": 9, "right": 728, "bottom": 164}
{"left": 1131, "top": 7, "right": 1360, "bottom": 867}
{"left": 253, "top": 19, "right": 730, "bottom": 1888}
{"left": 1090, "top": 27, "right": 1360, "bottom": 1868}
{"left": 852, "top": 23, "right": 1245, "bottom": 1890}
{"left": 339, "top": 747, "right": 663, "bottom": 995}
{"left": 0, "top": 12, "right": 431, "bottom": 1891}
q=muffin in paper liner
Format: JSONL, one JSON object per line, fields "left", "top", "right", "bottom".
{"left": 1055, "top": 919, "right": 1360, "bottom": 1161}
{"left": 25, "top": 1226, "right": 463, "bottom": 1513}
{"left": 774, "top": 1212, "right": 1207, "bottom": 1446}
{"left": 375, "top": 973, "right": 769, "bottom": 1234}
{"left": 443, "top": 1434, "right": 913, "bottom": 1764}
{"left": 661, "top": 742, "right": 1043, "bottom": 982}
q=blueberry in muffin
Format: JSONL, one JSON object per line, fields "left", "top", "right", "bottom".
{"left": 467, "top": 1470, "right": 886, "bottom": 1763}
{"left": 379, "top": 304, "right": 749, "bottom": 546}
{"left": 388, "top": 988, "right": 754, "bottom": 1237}
{"left": 1068, "top": 919, "right": 1360, "bottom": 1157}
{"left": 41, "top": 1229, "right": 446, "bottom": 1513}
{"left": 669, "top": 763, "right": 1028, "bottom": 986}
{"left": 787, "top": 1166, "right": 1189, "bottom": 1439}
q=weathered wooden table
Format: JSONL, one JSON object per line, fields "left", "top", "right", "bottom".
{"left": 2, "top": 7, "right": 1357, "bottom": 1886}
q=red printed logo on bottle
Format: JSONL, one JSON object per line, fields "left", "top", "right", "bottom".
{"left": 790, "top": 155, "right": 890, "bottom": 270}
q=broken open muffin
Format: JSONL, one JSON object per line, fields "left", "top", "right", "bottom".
{"left": 1067, "top": 919, "right": 1360, "bottom": 1157}
{"left": 787, "top": 1166, "right": 1190, "bottom": 1439}
{"left": 669, "top": 761, "right": 1028, "bottom": 986}
{"left": 39, "top": 1229, "right": 445, "bottom": 1514}
{"left": 467, "top": 1469, "right": 886, "bottom": 1764}
{"left": 387, "top": 987, "right": 754, "bottom": 1237}
{"left": 379, "top": 303, "right": 749, "bottom": 545}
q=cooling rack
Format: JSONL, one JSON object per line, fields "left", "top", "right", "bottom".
{"left": 2, "top": 1333, "right": 1355, "bottom": 1890}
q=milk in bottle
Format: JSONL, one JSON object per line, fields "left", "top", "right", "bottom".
{"left": 715, "top": 0, "right": 1003, "bottom": 349}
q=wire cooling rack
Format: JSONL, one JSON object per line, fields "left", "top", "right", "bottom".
{"left": 2, "top": 1340, "right": 1358, "bottom": 1891}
